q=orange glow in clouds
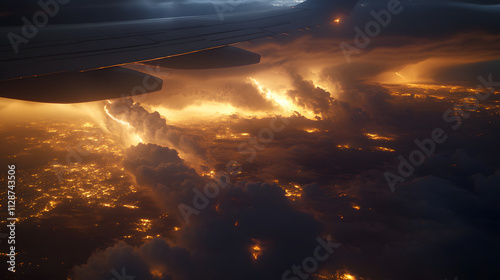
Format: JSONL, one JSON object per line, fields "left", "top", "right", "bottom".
{"left": 250, "top": 239, "right": 264, "bottom": 260}
{"left": 150, "top": 76, "right": 322, "bottom": 122}
{"left": 249, "top": 77, "right": 318, "bottom": 119}
{"left": 104, "top": 101, "right": 143, "bottom": 144}
{"left": 341, "top": 274, "right": 356, "bottom": 280}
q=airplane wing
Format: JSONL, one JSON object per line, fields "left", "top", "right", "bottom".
{"left": 0, "top": 0, "right": 358, "bottom": 102}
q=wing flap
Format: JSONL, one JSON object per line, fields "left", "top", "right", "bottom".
{"left": 0, "top": 67, "right": 162, "bottom": 103}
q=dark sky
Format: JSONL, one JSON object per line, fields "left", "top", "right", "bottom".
{"left": 1, "top": 0, "right": 499, "bottom": 27}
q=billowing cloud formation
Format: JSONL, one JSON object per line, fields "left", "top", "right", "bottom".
{"left": 137, "top": 77, "right": 276, "bottom": 112}
{"left": 177, "top": 181, "right": 323, "bottom": 280}
{"left": 106, "top": 99, "right": 208, "bottom": 170}
{"left": 123, "top": 143, "right": 204, "bottom": 212}
{"left": 73, "top": 143, "right": 325, "bottom": 280}
{"left": 72, "top": 238, "right": 195, "bottom": 280}
{"left": 299, "top": 151, "right": 500, "bottom": 279}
